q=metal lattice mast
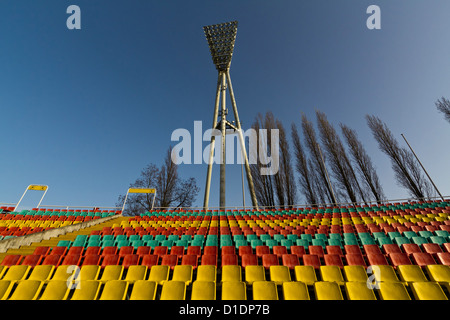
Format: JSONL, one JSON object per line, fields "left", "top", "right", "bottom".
{"left": 203, "top": 21, "right": 259, "bottom": 210}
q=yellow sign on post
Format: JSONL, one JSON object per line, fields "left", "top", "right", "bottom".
{"left": 15, "top": 184, "right": 49, "bottom": 211}
{"left": 28, "top": 185, "right": 48, "bottom": 191}
{"left": 121, "top": 187, "right": 157, "bottom": 213}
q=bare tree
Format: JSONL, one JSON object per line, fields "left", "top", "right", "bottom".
{"left": 315, "top": 110, "right": 367, "bottom": 204}
{"left": 301, "top": 112, "right": 338, "bottom": 204}
{"left": 340, "top": 123, "right": 385, "bottom": 203}
{"left": 276, "top": 119, "right": 297, "bottom": 207}
{"left": 291, "top": 123, "right": 319, "bottom": 206}
{"left": 117, "top": 147, "right": 200, "bottom": 215}
{"left": 366, "top": 115, "right": 434, "bottom": 199}
{"left": 436, "top": 97, "right": 450, "bottom": 124}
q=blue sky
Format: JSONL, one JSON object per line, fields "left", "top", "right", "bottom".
{"left": 1, "top": 0, "right": 449, "bottom": 211}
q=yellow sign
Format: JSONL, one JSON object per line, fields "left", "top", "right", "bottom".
{"left": 128, "top": 188, "right": 156, "bottom": 194}
{"left": 28, "top": 185, "right": 48, "bottom": 191}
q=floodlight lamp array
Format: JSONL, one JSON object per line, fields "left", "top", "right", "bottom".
{"left": 203, "top": 21, "right": 238, "bottom": 71}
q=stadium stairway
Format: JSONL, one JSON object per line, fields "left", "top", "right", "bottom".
{"left": 0, "top": 201, "right": 449, "bottom": 300}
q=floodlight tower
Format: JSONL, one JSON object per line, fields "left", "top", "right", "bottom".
{"left": 203, "top": 21, "right": 258, "bottom": 210}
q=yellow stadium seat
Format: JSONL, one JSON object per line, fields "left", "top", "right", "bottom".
{"left": 426, "top": 265, "right": 450, "bottom": 283}
{"left": 397, "top": 265, "right": 428, "bottom": 283}
{"left": 372, "top": 265, "right": 400, "bottom": 283}
{"left": 52, "top": 265, "right": 78, "bottom": 282}
{"left": 222, "top": 281, "right": 246, "bottom": 300}
{"left": 124, "top": 265, "right": 147, "bottom": 283}
{"left": 8, "top": 280, "right": 43, "bottom": 300}
{"left": 410, "top": 282, "right": 448, "bottom": 300}
{"left": 70, "top": 280, "right": 101, "bottom": 300}
{"left": 269, "top": 266, "right": 291, "bottom": 285}
{"left": 191, "top": 281, "right": 216, "bottom": 300}
{"left": 39, "top": 280, "right": 70, "bottom": 300}
{"left": 0, "top": 280, "right": 14, "bottom": 300}
{"left": 196, "top": 265, "right": 216, "bottom": 282}
{"left": 314, "top": 282, "right": 343, "bottom": 300}
{"left": 282, "top": 281, "right": 310, "bottom": 300}
{"left": 99, "top": 280, "right": 128, "bottom": 300}
{"left": 343, "top": 265, "right": 369, "bottom": 282}
{"left": 129, "top": 280, "right": 157, "bottom": 300}
{"left": 294, "top": 265, "right": 317, "bottom": 285}
{"left": 148, "top": 265, "right": 169, "bottom": 285}
{"left": 253, "top": 281, "right": 278, "bottom": 300}
{"left": 378, "top": 282, "right": 411, "bottom": 300}
{"left": 99, "top": 265, "right": 123, "bottom": 282}
{"left": 320, "top": 266, "right": 344, "bottom": 284}
{"left": 2, "top": 265, "right": 31, "bottom": 281}
{"left": 79, "top": 265, "right": 100, "bottom": 281}
{"left": 245, "top": 265, "right": 265, "bottom": 284}
{"left": 28, "top": 265, "right": 55, "bottom": 282}
{"left": 221, "top": 265, "right": 242, "bottom": 282}
{"left": 160, "top": 281, "right": 186, "bottom": 300}
{"left": 172, "top": 265, "right": 193, "bottom": 285}
{"left": 344, "top": 282, "right": 377, "bottom": 300}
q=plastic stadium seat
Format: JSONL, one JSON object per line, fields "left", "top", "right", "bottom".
{"left": 148, "top": 265, "right": 170, "bottom": 285}
{"left": 314, "top": 282, "right": 343, "bottom": 300}
{"left": 343, "top": 265, "right": 368, "bottom": 282}
{"left": 170, "top": 246, "right": 185, "bottom": 258}
{"left": 70, "top": 280, "right": 101, "bottom": 300}
{"left": 344, "top": 282, "right": 376, "bottom": 300}
{"left": 204, "top": 246, "right": 218, "bottom": 256}
{"left": 273, "top": 246, "right": 288, "bottom": 258}
{"left": 136, "top": 246, "right": 151, "bottom": 256}
{"left": 437, "top": 252, "right": 450, "bottom": 265}
{"left": 410, "top": 282, "right": 448, "bottom": 300}
{"left": 221, "top": 281, "right": 246, "bottom": 300}
{"left": 101, "top": 246, "right": 118, "bottom": 256}
{"left": 79, "top": 265, "right": 101, "bottom": 281}
{"left": 85, "top": 246, "right": 101, "bottom": 256}
{"left": 389, "top": 253, "right": 412, "bottom": 267}
{"left": 99, "top": 265, "right": 123, "bottom": 282}
{"left": 363, "top": 244, "right": 382, "bottom": 256}
{"left": 61, "top": 254, "right": 81, "bottom": 266}
{"left": 191, "top": 281, "right": 216, "bottom": 300}
{"left": 402, "top": 243, "right": 422, "bottom": 256}
{"left": 326, "top": 245, "right": 343, "bottom": 256}
{"left": 253, "top": 281, "right": 278, "bottom": 300}
{"left": 129, "top": 280, "right": 157, "bottom": 300}
{"left": 201, "top": 254, "right": 217, "bottom": 267}
{"left": 425, "top": 265, "right": 450, "bottom": 283}
{"left": 303, "top": 254, "right": 321, "bottom": 269}
{"left": 255, "top": 245, "right": 270, "bottom": 258}
{"left": 7, "top": 280, "right": 43, "bottom": 300}
{"left": 118, "top": 246, "right": 134, "bottom": 257}
{"left": 281, "top": 254, "right": 300, "bottom": 270}
{"left": 153, "top": 246, "right": 169, "bottom": 257}
{"left": 241, "top": 254, "right": 258, "bottom": 268}
{"left": 244, "top": 265, "right": 265, "bottom": 284}
{"left": 324, "top": 254, "right": 344, "bottom": 268}
{"left": 320, "top": 265, "right": 344, "bottom": 284}
{"left": 21, "top": 255, "right": 43, "bottom": 267}
{"left": 262, "top": 254, "right": 279, "bottom": 269}
{"left": 221, "top": 265, "right": 242, "bottom": 282}
{"left": 411, "top": 253, "right": 436, "bottom": 267}
{"left": 422, "top": 243, "right": 444, "bottom": 256}
{"left": 290, "top": 245, "right": 306, "bottom": 258}
{"left": 1, "top": 255, "right": 22, "bottom": 267}
{"left": 2, "top": 265, "right": 30, "bottom": 281}
{"left": 124, "top": 265, "right": 147, "bottom": 283}
{"left": 161, "top": 254, "right": 178, "bottom": 269}
{"left": 282, "top": 281, "right": 310, "bottom": 300}
{"left": 160, "top": 281, "right": 186, "bottom": 300}
{"left": 122, "top": 254, "right": 139, "bottom": 268}
{"left": 378, "top": 282, "right": 411, "bottom": 300}
{"left": 367, "top": 254, "right": 389, "bottom": 266}
{"left": 181, "top": 255, "right": 198, "bottom": 269}
{"left": 308, "top": 245, "right": 324, "bottom": 257}
{"left": 41, "top": 254, "right": 62, "bottom": 266}
{"left": 39, "top": 280, "right": 70, "bottom": 300}
{"left": 344, "top": 245, "right": 362, "bottom": 256}
{"left": 196, "top": 265, "right": 217, "bottom": 282}
{"left": 167, "top": 265, "right": 192, "bottom": 285}
{"left": 67, "top": 247, "right": 84, "bottom": 256}
{"left": 82, "top": 254, "right": 101, "bottom": 266}
{"left": 28, "top": 265, "right": 55, "bottom": 281}
{"left": 373, "top": 265, "right": 400, "bottom": 283}
{"left": 382, "top": 244, "right": 402, "bottom": 255}
{"left": 238, "top": 246, "right": 252, "bottom": 257}
{"left": 397, "top": 265, "right": 428, "bottom": 282}
{"left": 222, "top": 254, "right": 238, "bottom": 267}
{"left": 186, "top": 246, "right": 202, "bottom": 258}
{"left": 222, "top": 246, "right": 236, "bottom": 256}
{"left": 101, "top": 254, "right": 119, "bottom": 267}
{"left": 33, "top": 247, "right": 50, "bottom": 256}
{"left": 141, "top": 255, "right": 159, "bottom": 268}
{"left": 294, "top": 265, "right": 317, "bottom": 285}
{"left": 269, "top": 265, "right": 291, "bottom": 284}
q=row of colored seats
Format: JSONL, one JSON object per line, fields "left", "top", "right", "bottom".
{"left": 0, "top": 263, "right": 448, "bottom": 299}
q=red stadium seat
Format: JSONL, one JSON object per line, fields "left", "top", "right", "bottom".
{"left": 262, "top": 254, "right": 279, "bottom": 269}
{"left": 238, "top": 246, "right": 253, "bottom": 257}
{"left": 256, "top": 246, "right": 270, "bottom": 258}
{"left": 303, "top": 254, "right": 321, "bottom": 269}
{"left": 200, "top": 254, "right": 217, "bottom": 266}
{"left": 41, "top": 254, "right": 62, "bottom": 266}
{"left": 273, "top": 246, "right": 288, "bottom": 258}
{"left": 33, "top": 247, "right": 51, "bottom": 256}
{"left": 67, "top": 247, "right": 84, "bottom": 256}
{"left": 326, "top": 246, "right": 343, "bottom": 256}
{"left": 204, "top": 246, "right": 218, "bottom": 256}
{"left": 363, "top": 245, "right": 382, "bottom": 256}
{"left": 21, "top": 254, "right": 42, "bottom": 267}
{"left": 345, "top": 254, "right": 366, "bottom": 266}
{"left": 84, "top": 246, "right": 101, "bottom": 256}
{"left": 324, "top": 254, "right": 344, "bottom": 268}
{"left": 101, "top": 254, "right": 119, "bottom": 267}
{"left": 422, "top": 243, "right": 443, "bottom": 256}
{"left": 181, "top": 255, "right": 198, "bottom": 269}
{"left": 382, "top": 244, "right": 402, "bottom": 255}
{"left": 222, "top": 246, "right": 235, "bottom": 256}
{"left": 411, "top": 253, "right": 436, "bottom": 267}
{"left": 118, "top": 246, "right": 134, "bottom": 257}
{"left": 136, "top": 246, "right": 151, "bottom": 256}
{"left": 170, "top": 246, "right": 185, "bottom": 258}
{"left": 186, "top": 246, "right": 201, "bottom": 258}
{"left": 402, "top": 244, "right": 422, "bottom": 256}
{"left": 282, "top": 254, "right": 300, "bottom": 269}
{"left": 367, "top": 254, "right": 389, "bottom": 266}
{"left": 344, "top": 245, "right": 362, "bottom": 256}
{"left": 241, "top": 254, "right": 258, "bottom": 268}
{"left": 50, "top": 247, "right": 67, "bottom": 256}
{"left": 122, "top": 254, "right": 139, "bottom": 268}
{"left": 221, "top": 254, "right": 238, "bottom": 266}
{"left": 141, "top": 254, "right": 159, "bottom": 268}
{"left": 290, "top": 246, "right": 306, "bottom": 258}
{"left": 82, "top": 254, "right": 101, "bottom": 266}
{"left": 61, "top": 254, "right": 81, "bottom": 266}
{"left": 389, "top": 253, "right": 412, "bottom": 267}
{"left": 102, "top": 246, "right": 118, "bottom": 256}
{"left": 308, "top": 246, "right": 324, "bottom": 258}
{"left": 436, "top": 252, "right": 450, "bottom": 266}
{"left": 153, "top": 246, "right": 168, "bottom": 257}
